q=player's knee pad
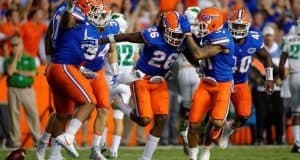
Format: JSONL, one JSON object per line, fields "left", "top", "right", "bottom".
{"left": 113, "top": 109, "right": 124, "bottom": 119}
{"left": 212, "top": 119, "right": 225, "bottom": 128}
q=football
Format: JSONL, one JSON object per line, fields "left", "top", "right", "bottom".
{"left": 5, "top": 148, "right": 26, "bottom": 160}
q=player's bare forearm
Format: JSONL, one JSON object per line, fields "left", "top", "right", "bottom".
{"left": 186, "top": 36, "right": 224, "bottom": 60}
{"left": 279, "top": 52, "right": 288, "bottom": 80}
{"left": 256, "top": 48, "right": 273, "bottom": 68}
{"left": 98, "top": 32, "right": 145, "bottom": 44}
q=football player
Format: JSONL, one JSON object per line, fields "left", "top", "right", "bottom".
{"left": 178, "top": 6, "right": 201, "bottom": 155}
{"left": 279, "top": 19, "right": 300, "bottom": 153}
{"left": 218, "top": 7, "right": 274, "bottom": 149}
{"left": 35, "top": 0, "right": 103, "bottom": 159}
{"left": 77, "top": 3, "right": 120, "bottom": 160}
{"left": 97, "top": 11, "right": 192, "bottom": 160}
{"left": 101, "top": 13, "right": 140, "bottom": 159}
{"left": 182, "top": 7, "right": 235, "bottom": 160}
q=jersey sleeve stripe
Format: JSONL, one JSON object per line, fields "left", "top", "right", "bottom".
{"left": 72, "top": 13, "right": 85, "bottom": 21}
{"left": 211, "top": 39, "right": 230, "bottom": 45}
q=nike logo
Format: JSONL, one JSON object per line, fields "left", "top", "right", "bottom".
{"left": 64, "top": 136, "right": 72, "bottom": 146}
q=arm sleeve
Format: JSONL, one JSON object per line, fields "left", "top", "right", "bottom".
{"left": 141, "top": 26, "right": 161, "bottom": 46}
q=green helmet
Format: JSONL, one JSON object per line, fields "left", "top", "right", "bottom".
{"left": 111, "top": 13, "right": 128, "bottom": 33}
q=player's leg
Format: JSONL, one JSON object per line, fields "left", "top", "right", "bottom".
{"left": 188, "top": 82, "right": 211, "bottom": 160}
{"left": 89, "top": 69, "right": 111, "bottom": 160}
{"left": 289, "top": 74, "right": 300, "bottom": 153}
{"left": 178, "top": 67, "right": 200, "bottom": 154}
{"left": 48, "top": 91, "right": 74, "bottom": 160}
{"left": 140, "top": 81, "right": 169, "bottom": 160}
{"left": 112, "top": 79, "right": 153, "bottom": 126}
{"left": 36, "top": 112, "right": 55, "bottom": 160}
{"left": 219, "top": 82, "right": 251, "bottom": 149}
{"left": 47, "top": 64, "right": 96, "bottom": 158}
{"left": 108, "top": 84, "right": 131, "bottom": 158}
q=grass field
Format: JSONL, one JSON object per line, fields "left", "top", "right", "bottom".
{"left": 0, "top": 145, "right": 299, "bottom": 160}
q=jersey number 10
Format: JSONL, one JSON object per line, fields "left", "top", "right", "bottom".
{"left": 233, "top": 56, "right": 252, "bottom": 73}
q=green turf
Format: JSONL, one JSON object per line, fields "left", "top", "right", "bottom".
{"left": 0, "top": 146, "right": 299, "bottom": 160}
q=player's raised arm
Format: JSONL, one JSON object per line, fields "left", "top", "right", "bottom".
{"left": 98, "top": 32, "right": 146, "bottom": 44}
{"left": 180, "top": 15, "right": 227, "bottom": 60}
{"left": 60, "top": 1, "right": 77, "bottom": 28}
{"left": 45, "top": 21, "right": 53, "bottom": 55}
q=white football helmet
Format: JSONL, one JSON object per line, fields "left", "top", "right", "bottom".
{"left": 184, "top": 6, "right": 200, "bottom": 35}
{"left": 111, "top": 13, "right": 128, "bottom": 33}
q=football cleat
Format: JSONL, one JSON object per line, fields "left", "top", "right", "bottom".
{"left": 89, "top": 146, "right": 107, "bottom": 160}
{"left": 291, "top": 144, "right": 300, "bottom": 153}
{"left": 48, "top": 154, "right": 65, "bottom": 160}
{"left": 105, "top": 150, "right": 118, "bottom": 159}
{"left": 139, "top": 156, "right": 151, "bottom": 160}
{"left": 55, "top": 134, "right": 79, "bottom": 158}
{"left": 200, "top": 147, "right": 210, "bottom": 160}
{"left": 219, "top": 121, "right": 234, "bottom": 149}
{"left": 35, "top": 140, "right": 47, "bottom": 160}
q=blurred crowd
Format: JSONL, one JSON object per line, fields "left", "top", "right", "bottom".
{"left": 0, "top": 0, "right": 299, "bottom": 147}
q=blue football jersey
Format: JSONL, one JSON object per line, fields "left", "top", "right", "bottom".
{"left": 233, "top": 31, "right": 264, "bottom": 84}
{"left": 84, "top": 20, "right": 120, "bottom": 72}
{"left": 197, "top": 28, "right": 235, "bottom": 82}
{"left": 136, "top": 26, "right": 180, "bottom": 76}
{"left": 50, "top": 4, "right": 100, "bottom": 66}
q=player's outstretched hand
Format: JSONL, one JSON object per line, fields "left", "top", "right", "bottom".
{"left": 179, "top": 15, "right": 191, "bottom": 34}
{"left": 265, "top": 80, "right": 274, "bottom": 95}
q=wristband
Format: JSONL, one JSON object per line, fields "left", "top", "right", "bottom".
{"left": 184, "top": 32, "right": 192, "bottom": 37}
{"left": 108, "top": 35, "right": 116, "bottom": 43}
{"left": 266, "top": 67, "right": 273, "bottom": 81}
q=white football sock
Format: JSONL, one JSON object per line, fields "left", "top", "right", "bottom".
{"left": 49, "top": 138, "right": 62, "bottom": 158}
{"left": 141, "top": 134, "right": 160, "bottom": 159}
{"left": 110, "top": 135, "right": 122, "bottom": 153}
{"left": 293, "top": 125, "right": 300, "bottom": 146}
{"left": 66, "top": 119, "right": 82, "bottom": 136}
{"left": 40, "top": 131, "right": 51, "bottom": 143}
{"left": 100, "top": 128, "right": 107, "bottom": 147}
{"left": 93, "top": 134, "right": 102, "bottom": 147}
{"left": 188, "top": 147, "right": 199, "bottom": 160}
{"left": 115, "top": 103, "right": 132, "bottom": 116}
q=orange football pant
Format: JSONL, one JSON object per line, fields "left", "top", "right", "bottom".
{"left": 189, "top": 80, "right": 233, "bottom": 123}
{"left": 231, "top": 82, "right": 252, "bottom": 117}
{"left": 131, "top": 78, "right": 169, "bottom": 118}
{"left": 47, "top": 63, "right": 96, "bottom": 115}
